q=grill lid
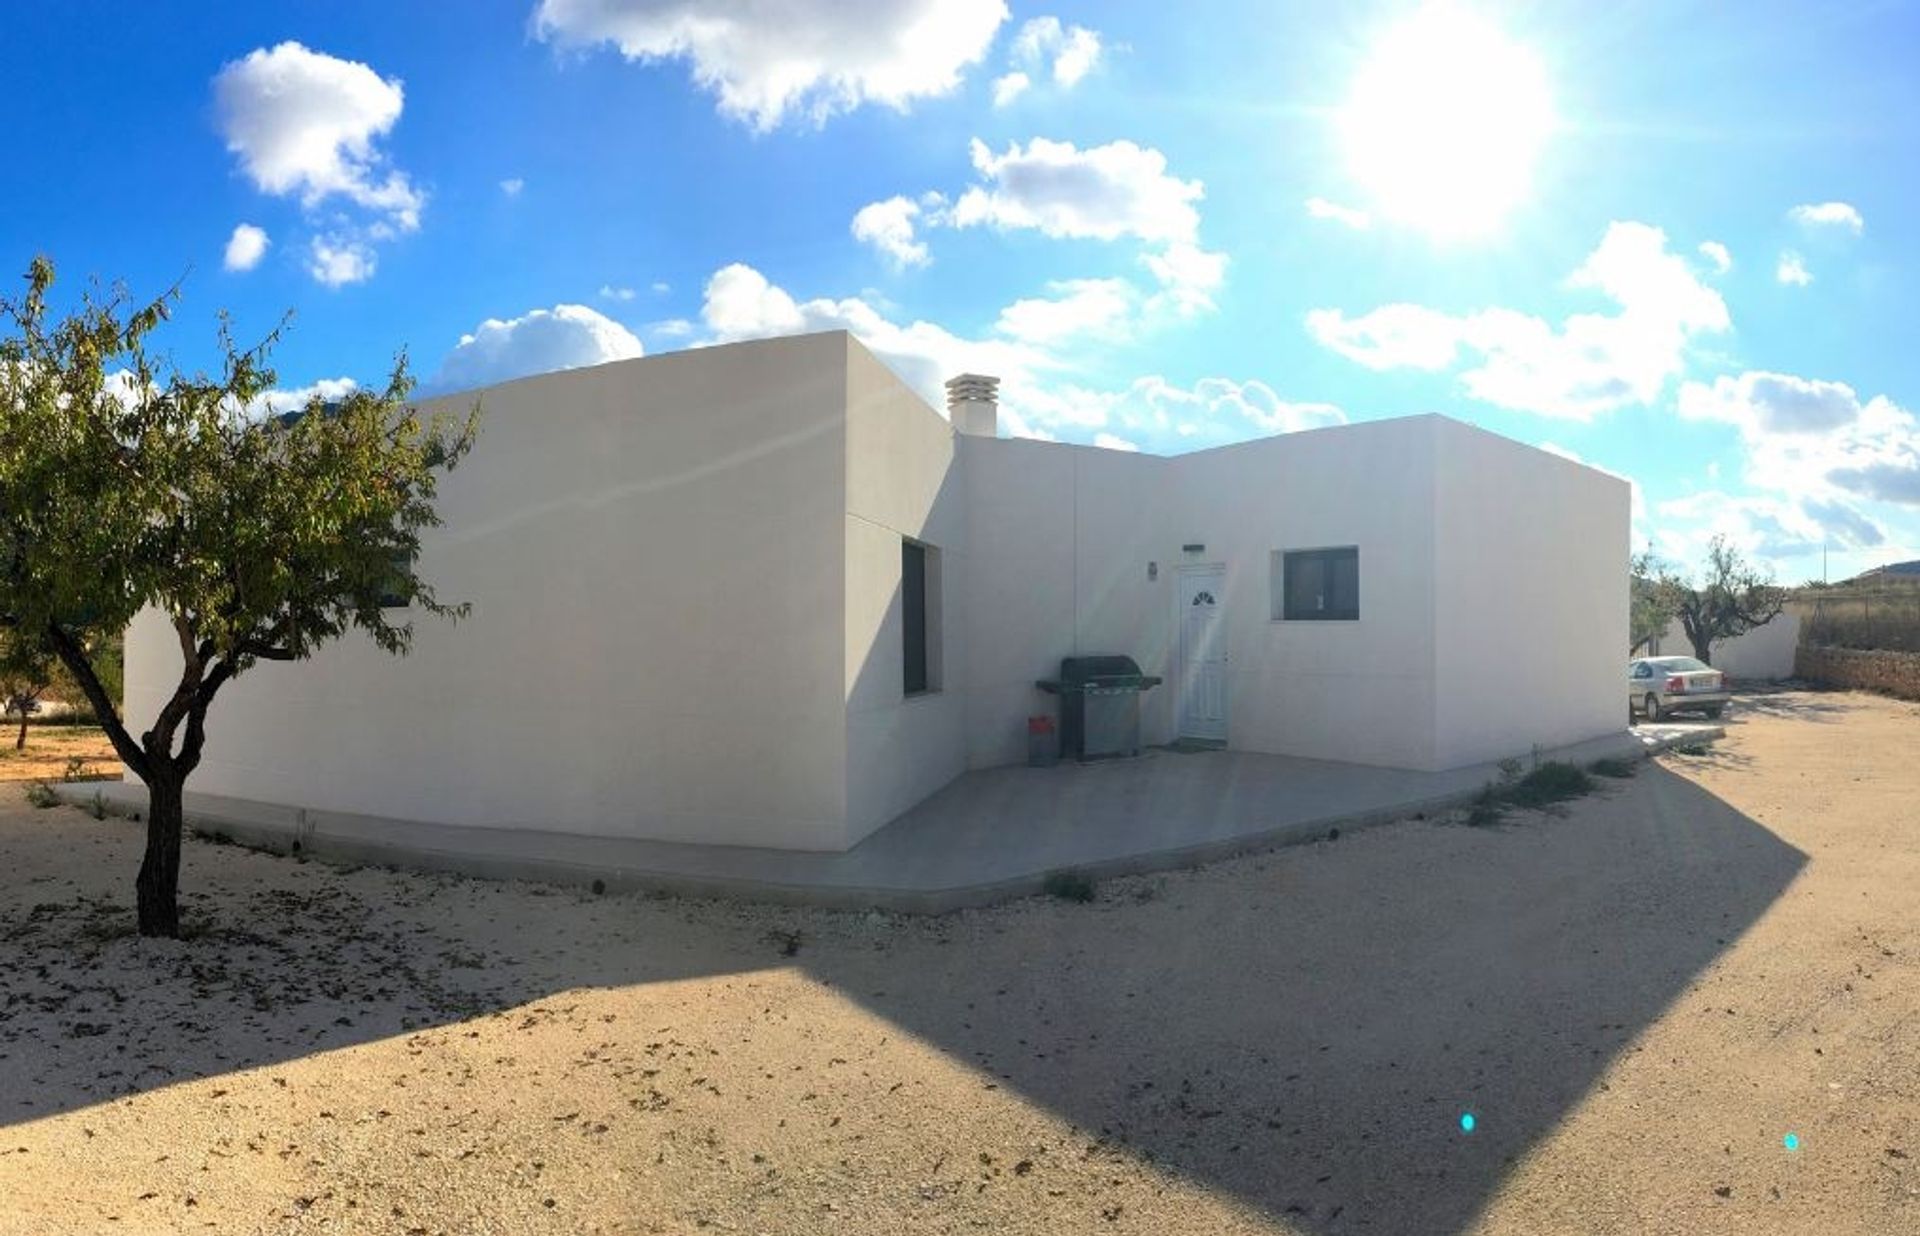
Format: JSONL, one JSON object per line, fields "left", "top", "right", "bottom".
{"left": 1059, "top": 654, "right": 1144, "bottom": 683}
{"left": 1035, "top": 654, "right": 1163, "bottom": 694}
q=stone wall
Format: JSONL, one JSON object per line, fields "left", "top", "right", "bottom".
{"left": 1795, "top": 645, "right": 1920, "bottom": 700}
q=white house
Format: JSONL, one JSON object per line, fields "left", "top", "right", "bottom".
{"left": 123, "top": 332, "right": 1628, "bottom": 854}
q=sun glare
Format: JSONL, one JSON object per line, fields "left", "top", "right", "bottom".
{"left": 1340, "top": 4, "right": 1554, "bottom": 239}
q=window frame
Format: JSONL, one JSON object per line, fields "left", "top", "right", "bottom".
{"left": 901, "top": 537, "right": 942, "bottom": 697}
{"left": 1274, "top": 546, "right": 1360, "bottom": 623}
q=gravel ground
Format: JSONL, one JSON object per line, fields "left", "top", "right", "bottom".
{"left": 0, "top": 689, "right": 1914, "bottom": 1235}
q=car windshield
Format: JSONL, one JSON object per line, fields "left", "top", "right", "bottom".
{"left": 1651, "top": 657, "right": 1710, "bottom": 672}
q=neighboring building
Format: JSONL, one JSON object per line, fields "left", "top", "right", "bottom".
{"left": 124, "top": 332, "right": 1628, "bottom": 854}
{"left": 1647, "top": 611, "right": 1803, "bottom": 681}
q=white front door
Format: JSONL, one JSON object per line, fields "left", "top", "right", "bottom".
{"left": 1178, "top": 567, "right": 1228, "bottom": 741}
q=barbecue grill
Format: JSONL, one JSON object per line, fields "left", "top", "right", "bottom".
{"left": 1034, "top": 655, "right": 1164, "bottom": 761}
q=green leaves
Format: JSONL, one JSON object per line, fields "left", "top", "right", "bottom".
{"left": 0, "top": 256, "right": 478, "bottom": 751}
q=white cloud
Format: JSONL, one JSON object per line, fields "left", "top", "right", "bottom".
{"left": 950, "top": 137, "right": 1201, "bottom": 244}
{"left": 856, "top": 136, "right": 1222, "bottom": 317}
{"left": 1140, "top": 242, "right": 1227, "bottom": 315}
{"left": 651, "top": 281, "right": 671, "bottom": 294}
{"left": 308, "top": 236, "right": 377, "bottom": 287}
{"left": 223, "top": 223, "right": 270, "bottom": 272}
{"left": 1656, "top": 491, "right": 1884, "bottom": 566}
{"left": 690, "top": 264, "right": 1328, "bottom": 453}
{"left": 994, "top": 278, "right": 1134, "bottom": 345}
{"left": 532, "top": 0, "right": 1008, "bottom": 130}
{"left": 430, "top": 304, "right": 644, "bottom": 391}
{"left": 1698, "top": 240, "right": 1731, "bottom": 274}
{"left": 699, "top": 263, "right": 1042, "bottom": 425}
{"left": 500, "top": 177, "right": 525, "bottom": 197}
{"left": 214, "top": 42, "right": 423, "bottom": 231}
{"left": 599, "top": 284, "right": 637, "bottom": 301}
{"left": 1788, "top": 201, "right": 1864, "bottom": 234}
{"left": 1092, "top": 432, "right": 1138, "bottom": 452}
{"left": 1677, "top": 370, "right": 1920, "bottom": 509}
{"left": 1678, "top": 371, "right": 1862, "bottom": 435}
{"left": 1776, "top": 251, "right": 1812, "bottom": 286}
{"left": 649, "top": 317, "right": 695, "bottom": 339}
{"left": 1305, "top": 303, "right": 1463, "bottom": 372}
{"left": 991, "top": 71, "right": 1030, "bottom": 107}
{"left": 940, "top": 136, "right": 1218, "bottom": 312}
{"left": 851, "top": 195, "right": 931, "bottom": 269}
{"left": 1010, "top": 16, "right": 1102, "bottom": 87}
{"left": 245, "top": 376, "right": 360, "bottom": 420}
{"left": 1096, "top": 376, "right": 1345, "bottom": 446}
{"left": 1305, "top": 197, "right": 1371, "bottom": 230}
{"left": 1308, "top": 222, "right": 1729, "bottom": 419}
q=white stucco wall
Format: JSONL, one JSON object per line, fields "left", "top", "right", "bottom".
{"left": 843, "top": 344, "right": 968, "bottom": 843}
{"left": 123, "top": 341, "right": 1631, "bottom": 854}
{"left": 1431, "top": 418, "right": 1627, "bottom": 768}
{"left": 1651, "top": 611, "right": 1801, "bottom": 680}
{"left": 1169, "top": 418, "right": 1443, "bottom": 770}
{"left": 957, "top": 438, "right": 1175, "bottom": 769}
{"left": 126, "top": 333, "right": 857, "bottom": 849}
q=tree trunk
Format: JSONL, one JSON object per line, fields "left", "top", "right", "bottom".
{"left": 136, "top": 776, "right": 185, "bottom": 938}
{"left": 13, "top": 713, "right": 24, "bottom": 751}
{"left": 1690, "top": 633, "right": 1714, "bottom": 666}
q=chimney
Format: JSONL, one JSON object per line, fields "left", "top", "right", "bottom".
{"left": 945, "top": 373, "right": 999, "bottom": 438}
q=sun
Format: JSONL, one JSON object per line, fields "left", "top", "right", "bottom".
{"left": 1339, "top": 4, "right": 1554, "bottom": 239}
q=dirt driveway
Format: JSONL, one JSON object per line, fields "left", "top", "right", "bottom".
{"left": 0, "top": 690, "right": 1914, "bottom": 1235}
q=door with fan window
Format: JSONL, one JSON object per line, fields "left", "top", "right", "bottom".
{"left": 1178, "top": 566, "right": 1227, "bottom": 741}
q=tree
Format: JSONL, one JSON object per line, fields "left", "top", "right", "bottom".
{"left": 1629, "top": 550, "right": 1678, "bottom": 654}
{"left": 0, "top": 632, "right": 71, "bottom": 749}
{"left": 1655, "top": 535, "right": 1787, "bottom": 666}
{"left": 0, "top": 258, "right": 477, "bottom": 937}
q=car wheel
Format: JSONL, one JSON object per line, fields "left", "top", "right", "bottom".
{"left": 1704, "top": 704, "right": 1724, "bottom": 719}
{"left": 1644, "top": 693, "right": 1663, "bottom": 722}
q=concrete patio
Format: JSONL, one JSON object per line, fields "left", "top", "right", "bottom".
{"left": 60, "top": 721, "right": 1719, "bottom": 912}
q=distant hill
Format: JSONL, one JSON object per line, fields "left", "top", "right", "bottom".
{"left": 1851, "top": 559, "right": 1920, "bottom": 581}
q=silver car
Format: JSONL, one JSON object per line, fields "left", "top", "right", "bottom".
{"left": 1629, "top": 656, "right": 1730, "bottom": 721}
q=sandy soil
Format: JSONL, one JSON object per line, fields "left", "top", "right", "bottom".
{"left": 0, "top": 725, "right": 119, "bottom": 783}
{"left": 0, "top": 690, "right": 1914, "bottom": 1235}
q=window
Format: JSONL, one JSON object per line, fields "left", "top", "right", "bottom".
{"left": 902, "top": 539, "right": 941, "bottom": 695}
{"left": 1275, "top": 547, "right": 1359, "bottom": 621}
{"left": 378, "top": 549, "right": 413, "bottom": 610}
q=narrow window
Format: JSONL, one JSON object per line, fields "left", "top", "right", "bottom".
{"left": 377, "top": 548, "right": 413, "bottom": 610}
{"left": 902, "top": 539, "right": 939, "bottom": 694}
{"left": 1276, "top": 547, "right": 1359, "bottom": 621}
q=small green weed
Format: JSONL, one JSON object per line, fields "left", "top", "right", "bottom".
{"left": 1463, "top": 784, "right": 1507, "bottom": 827}
{"left": 1042, "top": 870, "right": 1097, "bottom": 903}
{"left": 1506, "top": 761, "right": 1596, "bottom": 809}
{"left": 24, "top": 781, "right": 59, "bottom": 809}
{"left": 61, "top": 756, "right": 107, "bottom": 783}
{"left": 1459, "top": 759, "right": 1599, "bottom": 825}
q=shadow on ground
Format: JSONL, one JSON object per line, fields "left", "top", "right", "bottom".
{"left": 1728, "top": 686, "right": 1855, "bottom": 724}
{"left": 0, "top": 761, "right": 1805, "bottom": 1235}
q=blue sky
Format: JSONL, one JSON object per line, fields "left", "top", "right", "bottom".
{"left": 6, "top": 1, "right": 1919, "bottom": 581}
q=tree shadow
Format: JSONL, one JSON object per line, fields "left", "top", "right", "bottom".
{"left": 1727, "top": 688, "right": 1854, "bottom": 725}
{"left": 0, "top": 765, "right": 1804, "bottom": 1235}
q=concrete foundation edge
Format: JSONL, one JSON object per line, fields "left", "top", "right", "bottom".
{"left": 51, "top": 726, "right": 1721, "bottom": 914}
